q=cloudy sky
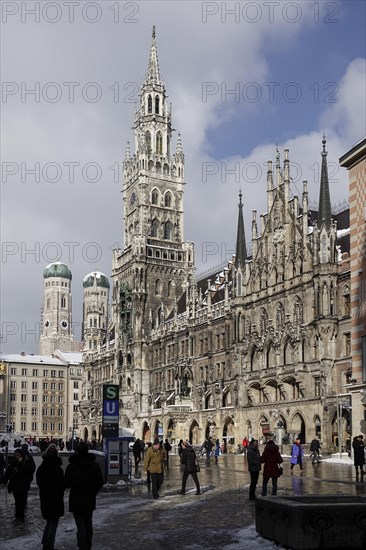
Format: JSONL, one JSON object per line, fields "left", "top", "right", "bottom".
{"left": 1, "top": 0, "right": 365, "bottom": 354}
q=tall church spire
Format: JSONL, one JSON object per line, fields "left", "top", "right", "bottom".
{"left": 235, "top": 190, "right": 247, "bottom": 267}
{"left": 144, "top": 25, "right": 161, "bottom": 86}
{"left": 317, "top": 133, "right": 332, "bottom": 229}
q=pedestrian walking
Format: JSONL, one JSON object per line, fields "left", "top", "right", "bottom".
{"left": 290, "top": 438, "right": 304, "bottom": 475}
{"left": 242, "top": 437, "right": 249, "bottom": 456}
{"left": 132, "top": 438, "right": 142, "bottom": 474}
{"left": 178, "top": 440, "right": 201, "bottom": 495}
{"left": 164, "top": 439, "right": 172, "bottom": 469}
{"left": 144, "top": 437, "right": 166, "bottom": 499}
{"left": 21, "top": 443, "right": 36, "bottom": 505}
{"left": 2, "top": 447, "right": 34, "bottom": 521}
{"left": 352, "top": 435, "right": 365, "bottom": 480}
{"left": 178, "top": 439, "right": 184, "bottom": 458}
{"left": 247, "top": 439, "right": 261, "bottom": 500}
{"left": 205, "top": 437, "right": 214, "bottom": 459}
{"left": 214, "top": 439, "right": 220, "bottom": 464}
{"left": 36, "top": 444, "right": 64, "bottom": 550}
{"left": 310, "top": 437, "right": 321, "bottom": 464}
{"left": 260, "top": 440, "right": 283, "bottom": 496}
{"left": 64, "top": 441, "right": 104, "bottom": 550}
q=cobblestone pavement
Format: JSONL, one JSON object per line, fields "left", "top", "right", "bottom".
{"left": 0, "top": 454, "right": 363, "bottom": 550}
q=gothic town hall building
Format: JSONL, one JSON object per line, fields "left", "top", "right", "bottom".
{"left": 79, "top": 29, "right": 352, "bottom": 452}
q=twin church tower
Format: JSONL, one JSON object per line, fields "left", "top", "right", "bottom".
{"left": 39, "top": 263, "right": 110, "bottom": 355}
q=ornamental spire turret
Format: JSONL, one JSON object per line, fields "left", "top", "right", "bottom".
{"left": 317, "top": 133, "right": 332, "bottom": 229}
{"left": 124, "top": 141, "right": 131, "bottom": 161}
{"left": 235, "top": 190, "right": 247, "bottom": 268}
{"left": 144, "top": 25, "right": 161, "bottom": 86}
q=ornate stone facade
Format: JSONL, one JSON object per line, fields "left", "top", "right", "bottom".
{"left": 78, "top": 29, "right": 352, "bottom": 451}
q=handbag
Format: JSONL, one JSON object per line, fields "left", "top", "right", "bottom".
{"left": 278, "top": 466, "right": 283, "bottom": 476}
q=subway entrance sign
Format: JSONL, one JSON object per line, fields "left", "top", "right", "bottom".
{"left": 102, "top": 384, "right": 119, "bottom": 438}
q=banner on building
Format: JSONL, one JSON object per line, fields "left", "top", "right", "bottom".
{"left": 102, "top": 384, "right": 119, "bottom": 438}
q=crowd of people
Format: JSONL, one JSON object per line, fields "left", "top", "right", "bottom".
{"left": 1, "top": 432, "right": 365, "bottom": 548}
{"left": 1, "top": 442, "right": 103, "bottom": 550}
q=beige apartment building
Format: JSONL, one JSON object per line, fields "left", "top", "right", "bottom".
{"left": 0, "top": 351, "right": 83, "bottom": 443}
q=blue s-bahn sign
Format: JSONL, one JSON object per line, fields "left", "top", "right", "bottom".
{"left": 102, "top": 384, "right": 119, "bottom": 438}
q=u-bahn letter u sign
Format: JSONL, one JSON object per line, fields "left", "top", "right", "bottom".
{"left": 102, "top": 384, "right": 119, "bottom": 438}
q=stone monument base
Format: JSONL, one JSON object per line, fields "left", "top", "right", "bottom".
{"left": 256, "top": 495, "right": 366, "bottom": 549}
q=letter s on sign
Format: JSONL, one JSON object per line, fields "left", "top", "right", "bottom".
{"left": 106, "top": 386, "right": 117, "bottom": 399}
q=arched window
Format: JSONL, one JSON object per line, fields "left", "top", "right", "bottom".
{"left": 151, "top": 189, "right": 159, "bottom": 205}
{"left": 61, "top": 295, "right": 66, "bottom": 308}
{"left": 236, "top": 272, "right": 242, "bottom": 296}
{"left": 150, "top": 219, "right": 159, "bottom": 237}
{"left": 148, "top": 95, "right": 152, "bottom": 113}
{"left": 342, "top": 286, "right": 350, "bottom": 316}
{"left": 155, "top": 95, "right": 159, "bottom": 114}
{"left": 156, "top": 132, "right": 163, "bottom": 155}
{"left": 164, "top": 221, "right": 173, "bottom": 240}
{"left": 168, "top": 280, "right": 174, "bottom": 298}
{"left": 46, "top": 298, "right": 50, "bottom": 309}
{"left": 164, "top": 192, "right": 172, "bottom": 207}
{"left": 155, "top": 279, "right": 161, "bottom": 295}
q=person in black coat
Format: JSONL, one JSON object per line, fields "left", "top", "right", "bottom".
{"left": 36, "top": 444, "right": 64, "bottom": 550}
{"left": 163, "top": 439, "right": 172, "bottom": 469}
{"left": 2, "top": 447, "right": 34, "bottom": 521}
{"left": 21, "top": 443, "right": 36, "bottom": 505}
{"left": 352, "top": 435, "right": 365, "bottom": 479}
{"left": 178, "top": 441, "right": 201, "bottom": 495}
{"left": 132, "top": 438, "right": 142, "bottom": 474}
{"left": 247, "top": 439, "right": 261, "bottom": 500}
{"left": 65, "top": 442, "right": 104, "bottom": 550}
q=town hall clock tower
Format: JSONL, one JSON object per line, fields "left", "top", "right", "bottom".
{"left": 112, "top": 27, "right": 195, "bottom": 414}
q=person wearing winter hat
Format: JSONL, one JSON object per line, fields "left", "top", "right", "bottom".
{"left": 144, "top": 437, "right": 166, "bottom": 499}
{"left": 36, "top": 444, "right": 64, "bottom": 550}
{"left": 2, "top": 447, "right": 34, "bottom": 521}
{"left": 65, "top": 441, "right": 104, "bottom": 550}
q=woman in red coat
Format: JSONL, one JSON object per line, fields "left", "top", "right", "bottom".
{"left": 260, "top": 440, "right": 283, "bottom": 496}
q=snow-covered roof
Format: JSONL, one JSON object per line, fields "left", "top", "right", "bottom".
{"left": 54, "top": 351, "right": 83, "bottom": 364}
{"left": 0, "top": 354, "right": 64, "bottom": 365}
{"left": 83, "top": 270, "right": 108, "bottom": 282}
